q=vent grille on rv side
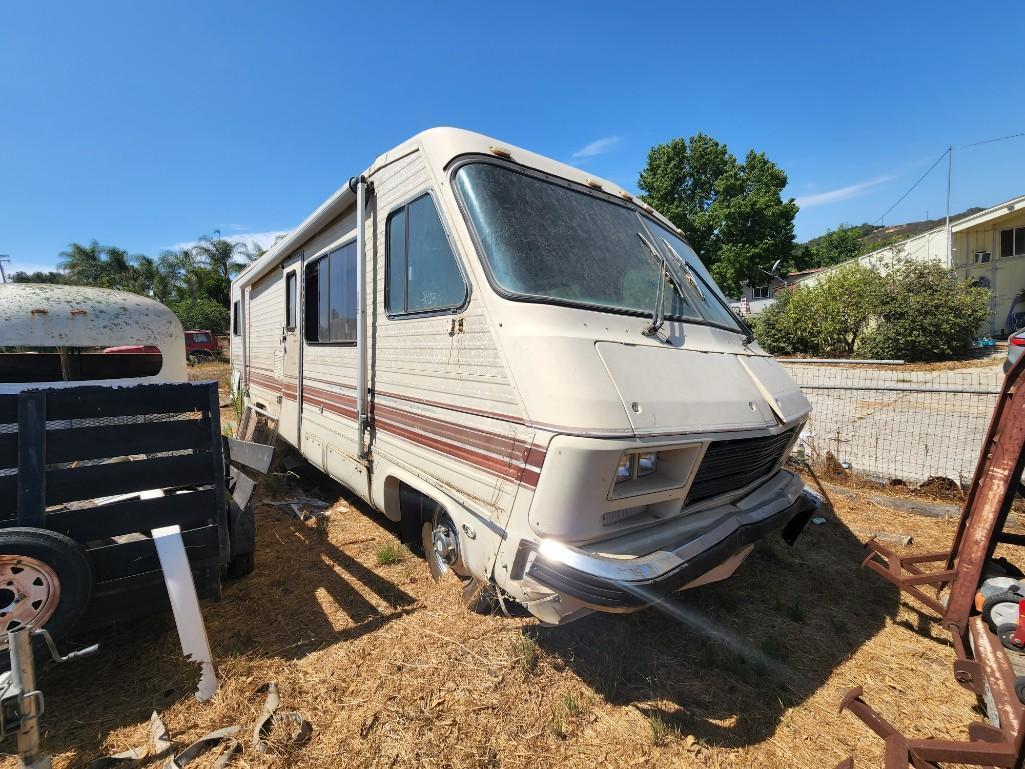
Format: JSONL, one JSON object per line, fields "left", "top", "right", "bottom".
{"left": 685, "top": 428, "right": 797, "bottom": 505}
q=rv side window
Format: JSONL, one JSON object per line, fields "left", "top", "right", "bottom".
{"left": 304, "top": 241, "right": 357, "bottom": 343}
{"left": 386, "top": 194, "right": 466, "bottom": 316}
{"left": 232, "top": 300, "right": 240, "bottom": 335}
{"left": 285, "top": 271, "right": 297, "bottom": 330}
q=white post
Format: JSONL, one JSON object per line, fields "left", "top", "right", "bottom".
{"left": 355, "top": 176, "right": 369, "bottom": 459}
{"left": 945, "top": 146, "right": 953, "bottom": 265}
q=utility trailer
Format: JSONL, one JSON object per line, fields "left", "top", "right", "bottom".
{"left": 0, "top": 284, "right": 259, "bottom": 646}
{"left": 231, "top": 127, "right": 818, "bottom": 625}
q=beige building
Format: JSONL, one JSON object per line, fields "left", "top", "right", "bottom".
{"left": 798, "top": 193, "right": 1025, "bottom": 336}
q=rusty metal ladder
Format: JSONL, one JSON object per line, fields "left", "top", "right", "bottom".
{"left": 837, "top": 352, "right": 1025, "bottom": 768}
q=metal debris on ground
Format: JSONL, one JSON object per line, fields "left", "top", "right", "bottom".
{"left": 86, "top": 684, "right": 311, "bottom": 769}
{"left": 152, "top": 525, "right": 218, "bottom": 702}
{"left": 851, "top": 529, "right": 913, "bottom": 546}
{"left": 268, "top": 497, "right": 331, "bottom": 521}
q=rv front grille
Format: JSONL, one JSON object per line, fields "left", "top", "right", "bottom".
{"left": 685, "top": 427, "right": 797, "bottom": 505}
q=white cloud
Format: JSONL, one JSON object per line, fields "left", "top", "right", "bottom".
{"left": 795, "top": 175, "right": 894, "bottom": 208}
{"left": 171, "top": 229, "right": 289, "bottom": 253}
{"left": 571, "top": 135, "right": 622, "bottom": 160}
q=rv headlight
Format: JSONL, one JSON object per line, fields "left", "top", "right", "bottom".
{"left": 614, "top": 451, "right": 660, "bottom": 487}
{"left": 615, "top": 455, "right": 633, "bottom": 482}
{"left": 636, "top": 452, "right": 658, "bottom": 477}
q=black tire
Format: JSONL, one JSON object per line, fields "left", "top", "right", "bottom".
{"left": 0, "top": 527, "right": 92, "bottom": 639}
{"left": 982, "top": 590, "right": 1024, "bottom": 632}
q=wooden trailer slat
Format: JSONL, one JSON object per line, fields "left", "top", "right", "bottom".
{"left": 0, "top": 432, "right": 16, "bottom": 470}
{"left": 43, "top": 488, "right": 218, "bottom": 541}
{"left": 0, "top": 395, "right": 18, "bottom": 424}
{"left": 76, "top": 565, "right": 222, "bottom": 632}
{"left": 0, "top": 475, "right": 16, "bottom": 517}
{"left": 88, "top": 523, "right": 221, "bottom": 582}
{"left": 45, "top": 453, "right": 214, "bottom": 506}
{"left": 45, "top": 417, "right": 213, "bottom": 464}
{"left": 17, "top": 391, "right": 46, "bottom": 526}
{"left": 40, "top": 382, "right": 214, "bottom": 421}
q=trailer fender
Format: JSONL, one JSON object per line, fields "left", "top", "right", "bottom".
{"left": 377, "top": 470, "right": 505, "bottom": 584}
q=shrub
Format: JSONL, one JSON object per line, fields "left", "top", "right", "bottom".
{"left": 753, "top": 263, "right": 882, "bottom": 357}
{"left": 754, "top": 260, "right": 989, "bottom": 362}
{"left": 169, "top": 297, "right": 230, "bottom": 334}
{"left": 860, "top": 262, "right": 990, "bottom": 361}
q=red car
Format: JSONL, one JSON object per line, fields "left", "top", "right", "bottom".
{"left": 184, "top": 330, "right": 221, "bottom": 359}
{"left": 103, "top": 330, "right": 221, "bottom": 359}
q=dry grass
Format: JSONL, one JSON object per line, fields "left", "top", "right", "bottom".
{"left": 25, "top": 457, "right": 1020, "bottom": 768}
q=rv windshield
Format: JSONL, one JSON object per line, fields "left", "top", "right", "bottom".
{"left": 454, "top": 162, "right": 743, "bottom": 334}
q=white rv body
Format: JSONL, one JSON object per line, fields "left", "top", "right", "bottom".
{"left": 231, "top": 128, "right": 814, "bottom": 624}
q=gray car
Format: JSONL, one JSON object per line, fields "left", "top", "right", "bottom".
{"left": 1006, "top": 330, "right": 1025, "bottom": 373}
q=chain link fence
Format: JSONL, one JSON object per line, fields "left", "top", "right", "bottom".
{"left": 782, "top": 362, "right": 1002, "bottom": 487}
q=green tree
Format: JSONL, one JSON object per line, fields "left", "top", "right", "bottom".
{"left": 11, "top": 270, "right": 65, "bottom": 284}
{"left": 190, "top": 232, "right": 253, "bottom": 306}
{"left": 637, "top": 133, "right": 798, "bottom": 296}
{"left": 58, "top": 241, "right": 147, "bottom": 293}
{"left": 168, "top": 296, "right": 230, "bottom": 335}
{"left": 811, "top": 225, "right": 865, "bottom": 267}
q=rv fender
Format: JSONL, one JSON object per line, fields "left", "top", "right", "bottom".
{"left": 375, "top": 469, "right": 503, "bottom": 584}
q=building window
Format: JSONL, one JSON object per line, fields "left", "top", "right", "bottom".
{"left": 232, "top": 300, "right": 240, "bottom": 336}
{"left": 974, "top": 250, "right": 991, "bottom": 264}
{"left": 1001, "top": 227, "right": 1025, "bottom": 258}
{"left": 753, "top": 285, "right": 770, "bottom": 299}
{"left": 285, "top": 271, "right": 297, "bottom": 330}
{"left": 304, "top": 241, "right": 357, "bottom": 343}
{"left": 386, "top": 193, "right": 466, "bottom": 316}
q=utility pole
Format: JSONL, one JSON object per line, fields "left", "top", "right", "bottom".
{"left": 945, "top": 146, "right": 953, "bottom": 266}
{"left": 0, "top": 255, "right": 10, "bottom": 283}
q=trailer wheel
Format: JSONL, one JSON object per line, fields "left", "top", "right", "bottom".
{"left": 0, "top": 528, "right": 91, "bottom": 647}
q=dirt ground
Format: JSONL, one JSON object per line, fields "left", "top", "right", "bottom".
{"left": 10, "top": 363, "right": 1015, "bottom": 769}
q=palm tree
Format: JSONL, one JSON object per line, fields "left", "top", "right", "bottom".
{"left": 191, "top": 231, "right": 251, "bottom": 281}
{"left": 58, "top": 241, "right": 106, "bottom": 285}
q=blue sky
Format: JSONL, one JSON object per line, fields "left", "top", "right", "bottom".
{"left": 3, "top": 1, "right": 1024, "bottom": 274}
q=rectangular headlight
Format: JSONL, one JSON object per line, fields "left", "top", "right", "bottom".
{"left": 614, "top": 451, "right": 660, "bottom": 486}
{"left": 636, "top": 452, "right": 658, "bottom": 477}
{"left": 615, "top": 455, "right": 634, "bottom": 482}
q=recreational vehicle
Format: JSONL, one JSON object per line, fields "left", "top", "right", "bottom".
{"left": 231, "top": 128, "right": 817, "bottom": 625}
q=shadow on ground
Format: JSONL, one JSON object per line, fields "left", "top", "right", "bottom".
{"left": 532, "top": 474, "right": 901, "bottom": 749}
{"left": 30, "top": 452, "right": 417, "bottom": 766}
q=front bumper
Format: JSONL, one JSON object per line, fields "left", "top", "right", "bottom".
{"left": 519, "top": 477, "right": 820, "bottom": 611}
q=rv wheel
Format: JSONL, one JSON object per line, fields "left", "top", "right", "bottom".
{"left": 0, "top": 528, "right": 92, "bottom": 648}
{"left": 421, "top": 512, "right": 468, "bottom": 582}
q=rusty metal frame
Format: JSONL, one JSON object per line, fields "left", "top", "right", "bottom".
{"left": 837, "top": 353, "right": 1025, "bottom": 767}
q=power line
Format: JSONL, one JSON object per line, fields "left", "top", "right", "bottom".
{"left": 875, "top": 149, "right": 948, "bottom": 225}
{"left": 959, "top": 131, "right": 1025, "bottom": 149}
{"left": 870, "top": 129, "right": 1023, "bottom": 227}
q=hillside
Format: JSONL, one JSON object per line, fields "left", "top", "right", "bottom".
{"left": 802, "top": 207, "right": 985, "bottom": 251}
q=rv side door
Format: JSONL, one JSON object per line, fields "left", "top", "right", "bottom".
{"left": 277, "top": 265, "right": 301, "bottom": 445}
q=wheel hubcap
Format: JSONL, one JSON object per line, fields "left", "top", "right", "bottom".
{"left": 0, "top": 555, "right": 60, "bottom": 646}
{"left": 422, "top": 518, "right": 464, "bottom": 582}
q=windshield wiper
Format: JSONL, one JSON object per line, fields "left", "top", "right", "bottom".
{"left": 660, "top": 239, "right": 705, "bottom": 301}
{"left": 637, "top": 232, "right": 676, "bottom": 337}
{"left": 657, "top": 236, "right": 755, "bottom": 344}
